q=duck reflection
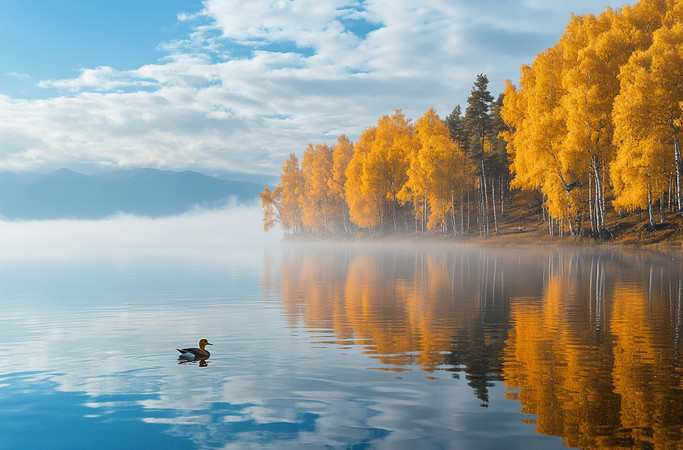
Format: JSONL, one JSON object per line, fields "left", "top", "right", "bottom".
{"left": 265, "top": 245, "right": 683, "bottom": 447}
{"left": 178, "top": 358, "right": 210, "bottom": 367}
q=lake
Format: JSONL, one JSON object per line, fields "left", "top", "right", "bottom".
{"left": 0, "top": 223, "right": 681, "bottom": 448}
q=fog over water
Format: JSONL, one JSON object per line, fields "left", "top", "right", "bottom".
{"left": 0, "top": 201, "right": 282, "bottom": 259}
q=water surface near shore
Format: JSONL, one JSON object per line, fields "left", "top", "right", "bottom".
{"left": 1, "top": 241, "right": 680, "bottom": 448}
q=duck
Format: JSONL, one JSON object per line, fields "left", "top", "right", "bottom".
{"left": 177, "top": 338, "right": 212, "bottom": 360}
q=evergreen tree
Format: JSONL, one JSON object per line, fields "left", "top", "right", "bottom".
{"left": 465, "top": 74, "right": 494, "bottom": 166}
{"left": 465, "top": 74, "right": 495, "bottom": 235}
{"left": 489, "top": 94, "right": 510, "bottom": 200}
{"left": 445, "top": 105, "right": 468, "bottom": 152}
{"left": 489, "top": 94, "right": 509, "bottom": 173}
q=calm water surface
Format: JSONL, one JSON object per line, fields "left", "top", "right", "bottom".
{"left": 0, "top": 242, "right": 681, "bottom": 449}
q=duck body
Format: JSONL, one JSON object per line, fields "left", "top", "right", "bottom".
{"left": 177, "top": 338, "right": 212, "bottom": 360}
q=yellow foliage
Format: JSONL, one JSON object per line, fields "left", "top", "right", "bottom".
{"left": 345, "top": 126, "right": 382, "bottom": 228}
{"left": 279, "top": 153, "right": 304, "bottom": 232}
{"left": 502, "top": 0, "right": 679, "bottom": 228}
{"left": 406, "top": 108, "right": 466, "bottom": 230}
{"left": 301, "top": 143, "right": 335, "bottom": 233}
{"left": 330, "top": 135, "right": 353, "bottom": 200}
{"left": 329, "top": 135, "right": 354, "bottom": 232}
{"left": 345, "top": 111, "right": 417, "bottom": 231}
{"left": 501, "top": 46, "right": 578, "bottom": 221}
{"left": 611, "top": 19, "right": 683, "bottom": 211}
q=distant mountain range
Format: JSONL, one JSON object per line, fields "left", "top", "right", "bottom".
{"left": 0, "top": 168, "right": 267, "bottom": 220}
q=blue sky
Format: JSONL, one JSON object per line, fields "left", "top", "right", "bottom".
{"left": 0, "top": 1, "right": 201, "bottom": 97}
{"left": 0, "top": 0, "right": 628, "bottom": 177}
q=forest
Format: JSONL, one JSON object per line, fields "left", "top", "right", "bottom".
{"left": 261, "top": 0, "right": 681, "bottom": 239}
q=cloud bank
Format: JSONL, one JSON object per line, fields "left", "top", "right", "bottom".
{"left": 0, "top": 0, "right": 628, "bottom": 175}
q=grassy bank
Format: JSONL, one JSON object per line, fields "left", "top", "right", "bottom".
{"left": 448, "top": 190, "right": 683, "bottom": 248}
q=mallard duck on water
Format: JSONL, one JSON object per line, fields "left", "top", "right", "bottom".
{"left": 177, "top": 339, "right": 212, "bottom": 360}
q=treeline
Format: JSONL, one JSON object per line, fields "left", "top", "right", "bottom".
{"left": 260, "top": 73, "right": 508, "bottom": 236}
{"left": 261, "top": 0, "right": 682, "bottom": 238}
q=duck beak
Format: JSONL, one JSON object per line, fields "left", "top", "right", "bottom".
{"left": 207, "top": 342, "right": 213, "bottom": 345}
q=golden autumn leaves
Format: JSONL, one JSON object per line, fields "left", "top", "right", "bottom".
{"left": 502, "top": 0, "right": 682, "bottom": 234}
{"left": 261, "top": 108, "right": 472, "bottom": 235}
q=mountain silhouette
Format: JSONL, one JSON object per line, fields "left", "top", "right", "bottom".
{"left": 0, "top": 168, "right": 266, "bottom": 220}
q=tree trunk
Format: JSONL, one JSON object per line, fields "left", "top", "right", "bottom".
{"left": 467, "top": 188, "right": 471, "bottom": 234}
{"left": 562, "top": 188, "right": 576, "bottom": 236}
{"left": 482, "top": 179, "right": 487, "bottom": 236}
{"left": 660, "top": 190, "right": 666, "bottom": 224}
{"left": 391, "top": 192, "right": 398, "bottom": 233}
{"left": 499, "top": 175, "right": 505, "bottom": 217}
{"left": 478, "top": 183, "right": 483, "bottom": 235}
{"left": 576, "top": 205, "right": 582, "bottom": 236}
{"left": 669, "top": 173, "right": 674, "bottom": 212}
{"left": 414, "top": 195, "right": 419, "bottom": 233}
{"left": 491, "top": 177, "right": 499, "bottom": 234}
{"left": 589, "top": 175, "right": 596, "bottom": 234}
{"left": 647, "top": 181, "right": 656, "bottom": 229}
{"left": 566, "top": 214, "right": 575, "bottom": 236}
{"left": 376, "top": 195, "right": 382, "bottom": 231}
{"left": 481, "top": 162, "right": 489, "bottom": 236}
{"left": 451, "top": 193, "right": 457, "bottom": 236}
{"left": 422, "top": 195, "right": 427, "bottom": 234}
{"left": 596, "top": 168, "right": 603, "bottom": 232}
{"left": 560, "top": 218, "right": 564, "bottom": 238}
{"left": 592, "top": 160, "right": 605, "bottom": 232}
{"left": 460, "top": 192, "right": 465, "bottom": 235}
{"left": 674, "top": 136, "right": 682, "bottom": 211}
{"left": 600, "top": 167, "right": 607, "bottom": 229}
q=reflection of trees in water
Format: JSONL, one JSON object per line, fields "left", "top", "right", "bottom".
{"left": 443, "top": 251, "right": 512, "bottom": 407}
{"left": 264, "top": 245, "right": 543, "bottom": 405}
{"left": 263, "top": 245, "right": 683, "bottom": 446}
{"left": 504, "top": 250, "right": 683, "bottom": 448}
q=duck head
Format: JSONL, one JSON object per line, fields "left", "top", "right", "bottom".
{"left": 199, "top": 338, "right": 213, "bottom": 350}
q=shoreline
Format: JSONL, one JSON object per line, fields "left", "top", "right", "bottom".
{"left": 281, "top": 219, "right": 683, "bottom": 249}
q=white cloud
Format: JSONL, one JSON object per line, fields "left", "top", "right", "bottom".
{"left": 37, "top": 66, "right": 156, "bottom": 92}
{"left": 5, "top": 72, "right": 31, "bottom": 80}
{"left": 0, "top": 0, "right": 627, "bottom": 175}
{"left": 201, "top": 0, "right": 360, "bottom": 46}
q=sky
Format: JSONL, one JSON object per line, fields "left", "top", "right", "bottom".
{"left": 0, "top": 0, "right": 630, "bottom": 179}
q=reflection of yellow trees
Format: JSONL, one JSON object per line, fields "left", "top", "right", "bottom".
{"left": 402, "top": 255, "right": 461, "bottom": 369}
{"left": 345, "top": 255, "right": 418, "bottom": 367}
{"left": 278, "top": 250, "right": 353, "bottom": 344}
{"left": 267, "top": 247, "right": 683, "bottom": 445}
{"left": 274, "top": 249, "right": 491, "bottom": 373}
{"left": 610, "top": 284, "right": 683, "bottom": 447}
{"left": 504, "top": 255, "right": 683, "bottom": 448}
{"left": 504, "top": 263, "right": 621, "bottom": 448}
{"left": 342, "top": 253, "right": 473, "bottom": 370}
